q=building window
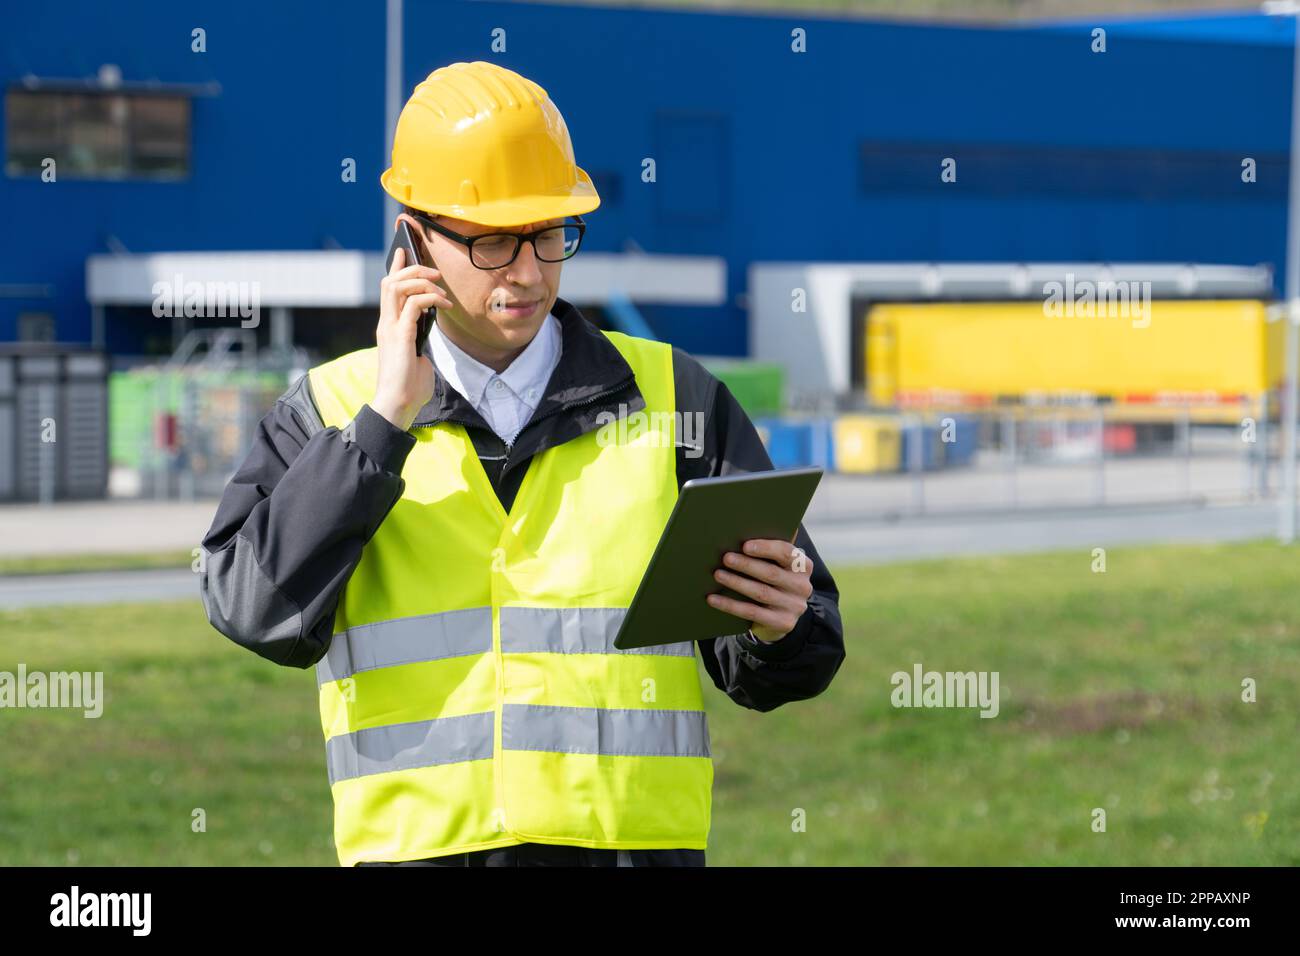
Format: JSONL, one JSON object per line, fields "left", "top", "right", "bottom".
{"left": 5, "top": 89, "right": 190, "bottom": 180}
{"left": 18, "top": 312, "right": 56, "bottom": 342}
{"left": 858, "top": 140, "right": 1284, "bottom": 201}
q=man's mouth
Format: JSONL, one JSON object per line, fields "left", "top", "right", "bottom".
{"left": 496, "top": 299, "right": 539, "bottom": 316}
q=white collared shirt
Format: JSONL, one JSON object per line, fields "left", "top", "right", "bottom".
{"left": 427, "top": 311, "right": 563, "bottom": 447}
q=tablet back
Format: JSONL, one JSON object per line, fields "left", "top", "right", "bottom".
{"left": 613, "top": 467, "right": 824, "bottom": 650}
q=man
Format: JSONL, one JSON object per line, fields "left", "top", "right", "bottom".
{"left": 200, "top": 61, "right": 844, "bottom": 867}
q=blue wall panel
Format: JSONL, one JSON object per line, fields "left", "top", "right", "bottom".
{"left": 1, "top": 0, "right": 1291, "bottom": 355}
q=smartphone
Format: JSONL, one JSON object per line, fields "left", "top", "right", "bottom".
{"left": 385, "top": 220, "right": 438, "bottom": 356}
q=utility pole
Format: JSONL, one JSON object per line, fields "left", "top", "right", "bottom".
{"left": 384, "top": 0, "right": 403, "bottom": 252}
{"left": 1267, "top": 1, "right": 1300, "bottom": 542}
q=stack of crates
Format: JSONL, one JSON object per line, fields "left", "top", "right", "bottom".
{"left": 753, "top": 410, "right": 981, "bottom": 476}
{"left": 831, "top": 415, "right": 901, "bottom": 473}
{"left": 699, "top": 358, "right": 784, "bottom": 418}
{"left": 900, "top": 419, "right": 945, "bottom": 471}
{"left": 753, "top": 416, "right": 835, "bottom": 470}
{"left": 0, "top": 346, "right": 109, "bottom": 501}
{"left": 108, "top": 369, "right": 184, "bottom": 470}
{"left": 938, "top": 414, "right": 980, "bottom": 467}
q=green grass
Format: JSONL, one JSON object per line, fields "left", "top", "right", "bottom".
{"left": 0, "top": 551, "right": 196, "bottom": 576}
{"left": 1, "top": 539, "right": 1296, "bottom": 865}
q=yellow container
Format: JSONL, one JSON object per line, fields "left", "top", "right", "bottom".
{"left": 833, "top": 415, "right": 901, "bottom": 473}
{"left": 866, "top": 299, "right": 1282, "bottom": 405}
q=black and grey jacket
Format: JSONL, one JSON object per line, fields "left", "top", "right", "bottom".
{"left": 199, "top": 296, "right": 845, "bottom": 714}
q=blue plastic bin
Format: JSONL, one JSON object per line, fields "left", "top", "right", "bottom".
{"left": 754, "top": 417, "right": 835, "bottom": 471}
{"left": 939, "top": 414, "right": 979, "bottom": 467}
{"left": 900, "top": 421, "right": 944, "bottom": 471}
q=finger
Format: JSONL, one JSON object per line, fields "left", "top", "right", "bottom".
{"left": 721, "top": 548, "right": 811, "bottom": 596}
{"left": 740, "top": 538, "right": 796, "bottom": 565}
{"left": 380, "top": 262, "right": 442, "bottom": 326}
{"left": 391, "top": 264, "right": 442, "bottom": 282}
{"left": 386, "top": 296, "right": 434, "bottom": 345}
{"left": 379, "top": 251, "right": 408, "bottom": 333}
{"left": 705, "top": 592, "right": 798, "bottom": 633}
{"left": 390, "top": 277, "right": 452, "bottom": 306}
{"left": 713, "top": 567, "right": 807, "bottom": 613}
{"left": 789, "top": 543, "right": 814, "bottom": 578}
{"left": 399, "top": 293, "right": 444, "bottom": 329}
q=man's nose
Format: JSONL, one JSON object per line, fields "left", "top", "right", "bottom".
{"left": 505, "top": 237, "right": 544, "bottom": 284}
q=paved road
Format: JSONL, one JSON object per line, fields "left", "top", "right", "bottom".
{"left": 0, "top": 500, "right": 1282, "bottom": 609}
{"left": 803, "top": 500, "right": 1278, "bottom": 565}
{"left": 0, "top": 568, "right": 200, "bottom": 610}
{"left": 0, "top": 499, "right": 218, "bottom": 558}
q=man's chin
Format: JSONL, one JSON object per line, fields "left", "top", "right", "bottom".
{"left": 486, "top": 310, "right": 546, "bottom": 342}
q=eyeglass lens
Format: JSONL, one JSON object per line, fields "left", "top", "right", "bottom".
{"left": 470, "top": 225, "right": 582, "bottom": 268}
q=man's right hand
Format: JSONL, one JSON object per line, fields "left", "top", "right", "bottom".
{"left": 371, "top": 245, "right": 452, "bottom": 430}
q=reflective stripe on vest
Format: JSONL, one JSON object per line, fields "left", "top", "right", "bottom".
{"left": 326, "top": 703, "right": 710, "bottom": 785}
{"left": 327, "top": 710, "right": 495, "bottom": 785}
{"left": 319, "top": 606, "right": 694, "bottom": 685}
{"left": 307, "top": 330, "right": 712, "bottom": 865}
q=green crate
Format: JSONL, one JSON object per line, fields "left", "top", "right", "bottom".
{"left": 109, "top": 369, "right": 288, "bottom": 468}
{"left": 698, "top": 358, "right": 784, "bottom": 417}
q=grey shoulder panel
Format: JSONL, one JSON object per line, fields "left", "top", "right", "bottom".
{"left": 200, "top": 534, "right": 306, "bottom": 667}
{"left": 279, "top": 372, "right": 325, "bottom": 440}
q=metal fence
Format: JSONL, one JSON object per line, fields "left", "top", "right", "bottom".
{"left": 107, "top": 330, "right": 303, "bottom": 500}
{"left": 827, "top": 401, "right": 1277, "bottom": 519}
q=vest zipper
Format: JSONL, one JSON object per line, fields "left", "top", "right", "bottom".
{"left": 402, "top": 371, "right": 640, "bottom": 846}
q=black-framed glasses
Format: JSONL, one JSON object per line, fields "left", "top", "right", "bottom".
{"left": 411, "top": 212, "right": 586, "bottom": 270}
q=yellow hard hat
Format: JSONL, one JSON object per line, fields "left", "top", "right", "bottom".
{"left": 380, "top": 61, "right": 600, "bottom": 228}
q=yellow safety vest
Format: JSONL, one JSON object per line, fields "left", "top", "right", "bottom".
{"left": 306, "top": 330, "right": 712, "bottom": 866}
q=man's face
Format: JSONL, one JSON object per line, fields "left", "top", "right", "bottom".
{"left": 400, "top": 212, "right": 563, "bottom": 361}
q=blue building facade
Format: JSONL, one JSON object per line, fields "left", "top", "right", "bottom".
{"left": 1, "top": 0, "right": 1292, "bottom": 359}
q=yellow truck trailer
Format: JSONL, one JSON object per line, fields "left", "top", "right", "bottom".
{"left": 865, "top": 300, "right": 1284, "bottom": 413}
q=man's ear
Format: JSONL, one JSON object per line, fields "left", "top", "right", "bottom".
{"left": 398, "top": 208, "right": 432, "bottom": 232}
{"left": 397, "top": 213, "right": 435, "bottom": 259}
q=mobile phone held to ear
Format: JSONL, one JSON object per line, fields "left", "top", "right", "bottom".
{"left": 385, "top": 221, "right": 438, "bottom": 356}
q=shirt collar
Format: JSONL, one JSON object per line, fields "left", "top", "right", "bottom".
{"left": 428, "top": 310, "right": 560, "bottom": 412}
{"left": 427, "top": 320, "right": 489, "bottom": 409}
{"left": 497, "top": 310, "right": 561, "bottom": 411}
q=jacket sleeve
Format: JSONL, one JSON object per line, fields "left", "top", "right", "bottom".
{"left": 199, "top": 373, "right": 417, "bottom": 669}
{"left": 672, "top": 347, "right": 846, "bottom": 713}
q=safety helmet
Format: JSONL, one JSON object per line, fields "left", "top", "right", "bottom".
{"left": 380, "top": 61, "right": 600, "bottom": 228}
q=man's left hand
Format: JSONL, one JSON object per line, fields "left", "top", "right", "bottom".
{"left": 707, "top": 538, "right": 814, "bottom": 643}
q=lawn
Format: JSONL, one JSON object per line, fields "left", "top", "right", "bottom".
{"left": 1, "top": 539, "right": 1296, "bottom": 865}
{"left": 0, "top": 551, "right": 196, "bottom": 576}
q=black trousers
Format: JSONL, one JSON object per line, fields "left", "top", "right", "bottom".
{"left": 358, "top": 843, "right": 705, "bottom": 867}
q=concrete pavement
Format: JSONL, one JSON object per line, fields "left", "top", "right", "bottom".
{"left": 0, "top": 499, "right": 219, "bottom": 558}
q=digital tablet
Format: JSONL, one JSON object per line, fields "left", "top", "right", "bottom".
{"left": 612, "top": 467, "right": 824, "bottom": 650}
